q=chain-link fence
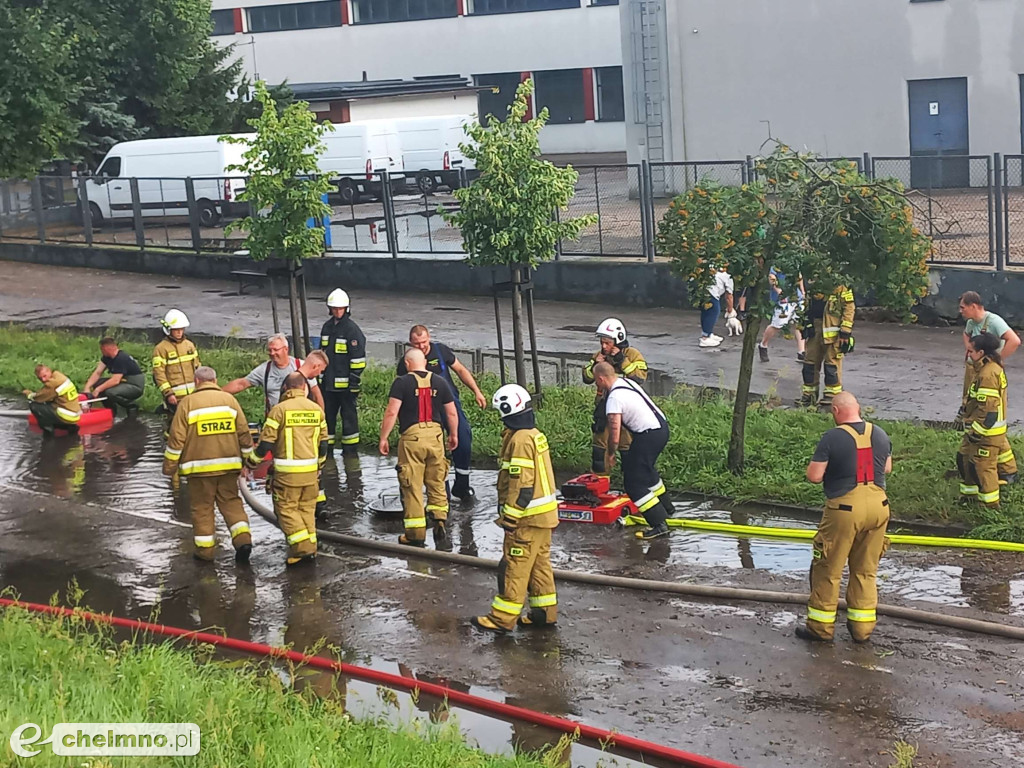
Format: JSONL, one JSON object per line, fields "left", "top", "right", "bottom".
{"left": 14, "top": 153, "right": 1024, "bottom": 269}
{"left": 871, "top": 155, "right": 994, "bottom": 266}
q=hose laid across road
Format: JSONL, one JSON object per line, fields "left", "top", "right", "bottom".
{"left": 0, "top": 598, "right": 742, "bottom": 768}
{"left": 620, "top": 515, "right": 1024, "bottom": 553}
{"left": 239, "top": 483, "right": 1024, "bottom": 642}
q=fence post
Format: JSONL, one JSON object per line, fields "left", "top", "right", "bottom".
{"left": 994, "top": 153, "right": 1004, "bottom": 272}
{"left": 185, "top": 178, "right": 202, "bottom": 254}
{"left": 129, "top": 178, "right": 145, "bottom": 249}
{"left": 553, "top": 206, "right": 562, "bottom": 261}
{"left": 863, "top": 153, "right": 873, "bottom": 180}
{"left": 745, "top": 155, "right": 756, "bottom": 182}
{"left": 640, "top": 160, "right": 655, "bottom": 263}
{"left": 381, "top": 171, "right": 399, "bottom": 259}
{"left": 31, "top": 177, "right": 46, "bottom": 243}
{"left": 77, "top": 178, "right": 93, "bottom": 247}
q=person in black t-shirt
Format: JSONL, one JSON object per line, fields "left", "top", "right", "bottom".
{"left": 82, "top": 337, "right": 146, "bottom": 413}
{"left": 399, "top": 325, "right": 487, "bottom": 500}
{"left": 380, "top": 349, "right": 459, "bottom": 549}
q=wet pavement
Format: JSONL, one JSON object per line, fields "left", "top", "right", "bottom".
{"left": 1, "top": 409, "right": 1022, "bottom": 767}
{"left": 0, "top": 261, "right": 1001, "bottom": 426}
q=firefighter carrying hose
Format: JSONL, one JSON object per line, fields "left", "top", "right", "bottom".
{"left": 801, "top": 287, "right": 855, "bottom": 408}
{"left": 162, "top": 366, "right": 254, "bottom": 563}
{"left": 472, "top": 384, "right": 558, "bottom": 633}
{"left": 249, "top": 372, "right": 329, "bottom": 566}
{"left": 152, "top": 309, "right": 201, "bottom": 420}
{"left": 320, "top": 289, "right": 366, "bottom": 455}
{"left": 800, "top": 391, "right": 891, "bottom": 644}
{"left": 582, "top": 318, "right": 648, "bottom": 475}
{"left": 958, "top": 332, "right": 1011, "bottom": 509}
{"left": 379, "top": 349, "right": 459, "bottom": 549}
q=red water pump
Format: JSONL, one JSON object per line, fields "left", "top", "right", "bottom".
{"left": 557, "top": 473, "right": 637, "bottom": 524}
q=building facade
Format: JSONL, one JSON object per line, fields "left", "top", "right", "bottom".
{"left": 622, "top": 0, "right": 1024, "bottom": 165}
{"left": 210, "top": 0, "right": 627, "bottom": 156}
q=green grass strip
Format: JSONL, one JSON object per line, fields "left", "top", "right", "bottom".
{"left": 0, "top": 601, "right": 558, "bottom": 767}
{"left": 1, "top": 324, "right": 1022, "bottom": 540}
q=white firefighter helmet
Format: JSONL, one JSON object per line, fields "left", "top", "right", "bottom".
{"left": 161, "top": 309, "right": 190, "bottom": 335}
{"left": 596, "top": 317, "right": 627, "bottom": 345}
{"left": 326, "top": 289, "right": 350, "bottom": 308}
{"left": 492, "top": 384, "right": 532, "bottom": 417}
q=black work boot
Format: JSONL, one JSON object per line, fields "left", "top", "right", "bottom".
{"left": 433, "top": 521, "right": 452, "bottom": 551}
{"left": 398, "top": 535, "right": 426, "bottom": 548}
{"left": 451, "top": 473, "right": 475, "bottom": 500}
{"left": 518, "top": 608, "right": 557, "bottom": 629}
{"left": 635, "top": 522, "right": 670, "bottom": 540}
{"left": 999, "top": 473, "right": 1018, "bottom": 486}
{"left": 234, "top": 544, "right": 252, "bottom": 565}
{"left": 795, "top": 626, "right": 833, "bottom": 643}
{"left": 758, "top": 344, "right": 770, "bottom": 363}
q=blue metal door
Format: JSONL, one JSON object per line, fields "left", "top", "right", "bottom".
{"left": 908, "top": 77, "right": 969, "bottom": 188}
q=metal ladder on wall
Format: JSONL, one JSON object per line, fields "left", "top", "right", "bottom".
{"left": 631, "top": 0, "right": 666, "bottom": 197}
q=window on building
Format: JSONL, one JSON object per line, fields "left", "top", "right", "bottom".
{"left": 535, "top": 69, "right": 585, "bottom": 124}
{"left": 590, "top": 0, "right": 618, "bottom": 5}
{"left": 211, "top": 9, "right": 236, "bottom": 35}
{"left": 247, "top": 1, "right": 342, "bottom": 33}
{"left": 475, "top": 73, "right": 524, "bottom": 125}
{"left": 596, "top": 66, "right": 624, "bottom": 122}
{"left": 472, "top": 0, "right": 579, "bottom": 15}
{"left": 351, "top": 0, "right": 458, "bottom": 24}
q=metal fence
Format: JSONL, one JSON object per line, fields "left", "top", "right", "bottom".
{"left": 8, "top": 153, "right": 1024, "bottom": 269}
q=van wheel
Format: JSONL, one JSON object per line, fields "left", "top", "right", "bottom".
{"left": 197, "top": 200, "right": 221, "bottom": 228}
{"left": 86, "top": 202, "right": 104, "bottom": 229}
{"left": 416, "top": 172, "right": 437, "bottom": 195}
{"left": 337, "top": 179, "right": 360, "bottom": 206}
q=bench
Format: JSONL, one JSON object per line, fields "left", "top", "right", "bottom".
{"left": 230, "top": 269, "right": 270, "bottom": 296}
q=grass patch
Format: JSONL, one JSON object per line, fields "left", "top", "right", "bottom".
{"left": 2, "top": 324, "right": 1023, "bottom": 538}
{"left": 0, "top": 600, "right": 559, "bottom": 767}
{"left": 887, "top": 740, "right": 918, "bottom": 768}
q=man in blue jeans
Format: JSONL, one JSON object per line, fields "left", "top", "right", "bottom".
{"left": 398, "top": 325, "right": 488, "bottom": 499}
{"left": 700, "top": 268, "right": 735, "bottom": 348}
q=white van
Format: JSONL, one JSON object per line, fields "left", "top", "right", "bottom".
{"left": 320, "top": 122, "right": 403, "bottom": 205}
{"left": 369, "top": 115, "right": 478, "bottom": 194}
{"left": 84, "top": 134, "right": 254, "bottom": 228}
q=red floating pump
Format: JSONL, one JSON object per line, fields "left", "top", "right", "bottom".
{"left": 557, "top": 473, "right": 637, "bottom": 524}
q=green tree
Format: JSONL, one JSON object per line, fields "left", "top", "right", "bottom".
{"left": 222, "top": 81, "right": 333, "bottom": 352}
{"left": 657, "top": 141, "right": 932, "bottom": 472}
{"left": 443, "top": 79, "right": 595, "bottom": 386}
{"left": 0, "top": 3, "right": 78, "bottom": 178}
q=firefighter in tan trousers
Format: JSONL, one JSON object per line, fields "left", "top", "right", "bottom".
{"left": 582, "top": 318, "right": 648, "bottom": 475}
{"left": 958, "top": 332, "right": 1012, "bottom": 508}
{"left": 801, "top": 287, "right": 855, "bottom": 407}
{"left": 800, "top": 392, "right": 892, "bottom": 644}
{"left": 162, "top": 366, "right": 255, "bottom": 563}
{"left": 250, "top": 372, "right": 329, "bottom": 567}
{"left": 472, "top": 384, "right": 559, "bottom": 633}
{"left": 24, "top": 366, "right": 82, "bottom": 434}
{"left": 379, "top": 349, "right": 460, "bottom": 549}
{"left": 153, "top": 309, "right": 201, "bottom": 423}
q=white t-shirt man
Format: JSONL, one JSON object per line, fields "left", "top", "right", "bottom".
{"left": 605, "top": 378, "right": 664, "bottom": 433}
{"left": 245, "top": 356, "right": 317, "bottom": 409}
{"left": 708, "top": 270, "right": 734, "bottom": 300}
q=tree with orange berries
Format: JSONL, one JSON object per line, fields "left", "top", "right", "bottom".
{"left": 657, "top": 141, "right": 932, "bottom": 473}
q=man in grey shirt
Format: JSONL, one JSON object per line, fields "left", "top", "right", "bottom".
{"left": 223, "top": 334, "right": 325, "bottom": 417}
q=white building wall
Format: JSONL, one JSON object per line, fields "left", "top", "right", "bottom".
{"left": 211, "top": 3, "right": 625, "bottom": 153}
{"left": 348, "top": 93, "right": 479, "bottom": 121}
{"left": 623, "top": 0, "right": 1024, "bottom": 162}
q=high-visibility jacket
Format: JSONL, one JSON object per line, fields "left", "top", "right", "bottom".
{"left": 33, "top": 370, "right": 82, "bottom": 423}
{"left": 497, "top": 427, "right": 558, "bottom": 529}
{"left": 818, "top": 287, "right": 855, "bottom": 344}
{"left": 252, "top": 389, "right": 328, "bottom": 487}
{"left": 162, "top": 383, "right": 253, "bottom": 476}
{"left": 319, "top": 314, "right": 367, "bottom": 392}
{"left": 582, "top": 345, "right": 648, "bottom": 385}
{"left": 964, "top": 357, "right": 1009, "bottom": 439}
{"left": 152, "top": 337, "right": 201, "bottom": 399}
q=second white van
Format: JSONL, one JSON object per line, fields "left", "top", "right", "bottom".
{"left": 372, "top": 115, "right": 478, "bottom": 194}
{"left": 320, "top": 122, "right": 403, "bottom": 205}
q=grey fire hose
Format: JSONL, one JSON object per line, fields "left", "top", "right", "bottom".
{"left": 240, "top": 482, "right": 1024, "bottom": 642}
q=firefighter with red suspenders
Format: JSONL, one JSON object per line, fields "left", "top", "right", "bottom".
{"left": 800, "top": 391, "right": 892, "bottom": 644}
{"left": 379, "top": 349, "right": 460, "bottom": 549}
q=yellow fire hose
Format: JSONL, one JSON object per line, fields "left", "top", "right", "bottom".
{"left": 620, "top": 515, "right": 1024, "bottom": 552}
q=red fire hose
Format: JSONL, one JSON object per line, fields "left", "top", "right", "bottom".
{"left": 0, "top": 598, "right": 742, "bottom": 768}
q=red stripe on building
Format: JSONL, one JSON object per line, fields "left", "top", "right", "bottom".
{"left": 582, "top": 67, "right": 595, "bottom": 121}
{"left": 232, "top": 7, "right": 244, "bottom": 33}
{"left": 340, "top": 0, "right": 350, "bottom": 25}
{"left": 521, "top": 71, "right": 533, "bottom": 121}
{"left": 456, "top": 0, "right": 465, "bottom": 15}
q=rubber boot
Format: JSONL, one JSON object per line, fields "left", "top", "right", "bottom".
{"left": 518, "top": 608, "right": 556, "bottom": 629}
{"left": 451, "top": 473, "right": 474, "bottom": 500}
{"left": 758, "top": 344, "right": 770, "bottom": 363}
{"left": 635, "top": 522, "right": 670, "bottom": 540}
{"left": 999, "top": 472, "right": 1018, "bottom": 486}
{"left": 795, "top": 625, "right": 833, "bottom": 643}
{"left": 286, "top": 553, "right": 316, "bottom": 567}
{"left": 433, "top": 520, "right": 452, "bottom": 552}
{"left": 398, "top": 535, "right": 425, "bottom": 548}
{"left": 234, "top": 543, "right": 252, "bottom": 565}
{"left": 471, "top": 615, "right": 510, "bottom": 634}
